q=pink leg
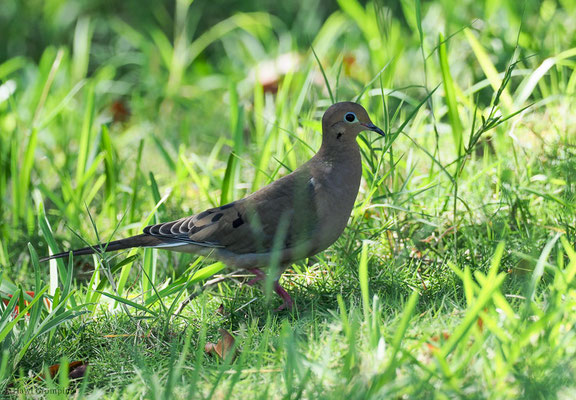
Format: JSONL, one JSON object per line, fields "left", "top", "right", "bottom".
{"left": 246, "top": 268, "right": 266, "bottom": 286}
{"left": 245, "top": 269, "right": 293, "bottom": 311}
{"left": 273, "top": 280, "right": 293, "bottom": 312}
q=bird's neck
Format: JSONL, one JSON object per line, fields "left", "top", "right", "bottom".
{"left": 316, "top": 138, "right": 361, "bottom": 165}
{"left": 313, "top": 140, "right": 363, "bottom": 192}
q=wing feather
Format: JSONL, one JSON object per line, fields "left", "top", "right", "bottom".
{"left": 143, "top": 168, "right": 319, "bottom": 254}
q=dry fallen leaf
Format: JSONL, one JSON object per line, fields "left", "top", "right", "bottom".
{"left": 205, "top": 329, "right": 237, "bottom": 361}
{"left": 476, "top": 308, "right": 489, "bottom": 332}
{"left": 2, "top": 291, "right": 52, "bottom": 317}
{"left": 425, "top": 332, "right": 451, "bottom": 351}
{"left": 40, "top": 361, "right": 88, "bottom": 381}
{"left": 110, "top": 99, "right": 131, "bottom": 124}
{"left": 343, "top": 54, "right": 357, "bottom": 76}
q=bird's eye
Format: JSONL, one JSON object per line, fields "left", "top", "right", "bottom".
{"left": 344, "top": 112, "right": 357, "bottom": 122}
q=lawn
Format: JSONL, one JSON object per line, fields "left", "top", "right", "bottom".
{"left": 1, "top": 0, "right": 576, "bottom": 398}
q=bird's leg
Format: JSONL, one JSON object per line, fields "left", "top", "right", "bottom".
{"left": 246, "top": 268, "right": 293, "bottom": 311}
{"left": 246, "top": 268, "right": 266, "bottom": 286}
{"left": 273, "top": 280, "right": 293, "bottom": 312}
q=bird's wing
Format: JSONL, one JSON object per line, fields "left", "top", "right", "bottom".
{"left": 144, "top": 170, "right": 320, "bottom": 254}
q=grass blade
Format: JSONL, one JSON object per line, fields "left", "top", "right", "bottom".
{"left": 438, "top": 33, "right": 463, "bottom": 156}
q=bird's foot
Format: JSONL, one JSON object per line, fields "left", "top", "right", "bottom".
{"left": 273, "top": 280, "right": 293, "bottom": 312}
{"left": 245, "top": 269, "right": 293, "bottom": 311}
{"left": 246, "top": 268, "right": 266, "bottom": 286}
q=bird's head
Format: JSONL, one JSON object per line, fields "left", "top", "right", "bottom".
{"left": 321, "top": 102, "right": 384, "bottom": 145}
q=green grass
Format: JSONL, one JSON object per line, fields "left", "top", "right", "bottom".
{"left": 1, "top": 0, "right": 576, "bottom": 398}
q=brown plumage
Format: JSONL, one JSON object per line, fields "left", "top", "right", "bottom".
{"left": 41, "top": 102, "right": 384, "bottom": 310}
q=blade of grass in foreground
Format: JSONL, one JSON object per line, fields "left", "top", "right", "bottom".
{"left": 438, "top": 33, "right": 463, "bottom": 157}
{"left": 221, "top": 86, "right": 243, "bottom": 205}
{"left": 358, "top": 241, "right": 371, "bottom": 320}
{"left": 312, "top": 47, "right": 335, "bottom": 104}
{"left": 101, "top": 125, "right": 117, "bottom": 217}
{"left": 464, "top": 28, "right": 513, "bottom": 112}
{"left": 440, "top": 244, "right": 507, "bottom": 358}
{"left": 372, "top": 291, "right": 419, "bottom": 391}
{"left": 98, "top": 290, "right": 159, "bottom": 316}
{"left": 35, "top": 193, "right": 67, "bottom": 284}
{"left": 75, "top": 82, "right": 95, "bottom": 191}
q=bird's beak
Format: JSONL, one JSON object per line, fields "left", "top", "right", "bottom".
{"left": 361, "top": 123, "right": 385, "bottom": 137}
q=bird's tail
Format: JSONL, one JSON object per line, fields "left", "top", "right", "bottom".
{"left": 40, "top": 234, "right": 169, "bottom": 262}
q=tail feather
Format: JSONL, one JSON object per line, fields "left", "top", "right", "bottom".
{"left": 40, "top": 234, "right": 169, "bottom": 262}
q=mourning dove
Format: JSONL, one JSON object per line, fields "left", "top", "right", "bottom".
{"left": 41, "top": 102, "right": 384, "bottom": 310}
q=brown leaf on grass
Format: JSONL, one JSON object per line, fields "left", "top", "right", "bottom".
{"left": 205, "top": 329, "right": 237, "bottom": 361}
{"left": 40, "top": 361, "right": 88, "bottom": 381}
{"left": 425, "top": 332, "right": 452, "bottom": 351}
{"left": 2, "top": 291, "right": 52, "bottom": 317}
{"left": 476, "top": 308, "right": 489, "bottom": 332}
{"left": 110, "top": 99, "right": 131, "bottom": 123}
{"left": 343, "top": 54, "right": 357, "bottom": 76}
{"left": 477, "top": 315, "right": 484, "bottom": 331}
{"left": 425, "top": 342, "right": 439, "bottom": 351}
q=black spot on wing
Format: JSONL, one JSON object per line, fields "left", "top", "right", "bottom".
{"left": 211, "top": 213, "right": 223, "bottom": 222}
{"left": 219, "top": 202, "right": 235, "bottom": 210}
{"left": 196, "top": 209, "right": 214, "bottom": 220}
{"left": 232, "top": 213, "right": 244, "bottom": 228}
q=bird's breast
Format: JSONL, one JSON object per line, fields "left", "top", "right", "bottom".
{"left": 312, "top": 157, "right": 362, "bottom": 252}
